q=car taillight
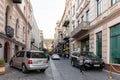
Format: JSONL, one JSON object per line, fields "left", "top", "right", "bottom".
{"left": 28, "top": 60, "right": 32, "bottom": 64}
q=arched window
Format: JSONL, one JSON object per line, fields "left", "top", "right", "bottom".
{"left": 23, "top": 26, "right": 25, "bottom": 41}
{"left": 5, "top": 6, "right": 10, "bottom": 30}
{"left": 24, "top": 6, "right": 26, "bottom": 16}
{"left": 15, "top": 19, "right": 19, "bottom": 37}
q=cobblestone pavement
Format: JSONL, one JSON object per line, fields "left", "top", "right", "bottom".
{"left": 52, "top": 59, "right": 120, "bottom": 80}
{"left": 0, "top": 59, "right": 120, "bottom": 80}
{"left": 0, "top": 64, "right": 53, "bottom": 80}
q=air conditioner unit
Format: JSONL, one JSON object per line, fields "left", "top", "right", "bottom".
{"left": 12, "top": 0, "right": 22, "bottom": 4}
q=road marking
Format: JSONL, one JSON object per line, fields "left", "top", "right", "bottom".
{"left": 50, "top": 60, "right": 62, "bottom": 80}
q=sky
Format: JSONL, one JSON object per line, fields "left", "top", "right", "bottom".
{"left": 30, "top": 0, "right": 65, "bottom": 39}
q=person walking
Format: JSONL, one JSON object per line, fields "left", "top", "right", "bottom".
{"left": 79, "top": 53, "right": 85, "bottom": 75}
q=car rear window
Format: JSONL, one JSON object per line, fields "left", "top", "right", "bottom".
{"left": 27, "top": 52, "right": 47, "bottom": 58}
{"left": 32, "top": 52, "right": 47, "bottom": 58}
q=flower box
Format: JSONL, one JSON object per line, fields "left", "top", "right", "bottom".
{"left": 0, "top": 59, "right": 5, "bottom": 75}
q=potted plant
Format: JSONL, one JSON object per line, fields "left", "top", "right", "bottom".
{"left": 0, "top": 59, "right": 5, "bottom": 75}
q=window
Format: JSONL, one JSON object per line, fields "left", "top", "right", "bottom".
{"left": 81, "top": 16, "right": 84, "bottom": 22}
{"left": 24, "top": 6, "right": 25, "bottom": 14}
{"left": 23, "top": 27, "right": 25, "bottom": 41}
{"left": 72, "top": 5, "right": 75, "bottom": 16}
{"left": 77, "top": 0, "right": 80, "bottom": 8}
{"left": 26, "top": 52, "right": 31, "bottom": 58}
{"left": 86, "top": 10, "right": 89, "bottom": 21}
{"left": 19, "top": 51, "right": 25, "bottom": 57}
{"left": 31, "top": 52, "right": 46, "bottom": 58}
{"left": 110, "top": 24, "right": 120, "bottom": 64}
{"left": 97, "top": 0, "right": 102, "bottom": 16}
{"left": 73, "top": 44, "right": 75, "bottom": 51}
{"left": 77, "top": 20, "right": 79, "bottom": 27}
{"left": 16, "top": 51, "right": 25, "bottom": 57}
{"left": 15, "top": 19, "right": 19, "bottom": 37}
{"left": 72, "top": 25, "right": 75, "bottom": 31}
{"left": 96, "top": 31, "right": 102, "bottom": 58}
{"left": 111, "top": 0, "right": 117, "bottom": 5}
{"left": 68, "top": 10, "right": 70, "bottom": 15}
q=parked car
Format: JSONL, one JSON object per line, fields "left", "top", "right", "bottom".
{"left": 51, "top": 54, "right": 60, "bottom": 60}
{"left": 9, "top": 50, "right": 49, "bottom": 73}
{"left": 70, "top": 51, "right": 105, "bottom": 70}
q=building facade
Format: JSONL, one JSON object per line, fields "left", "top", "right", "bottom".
{"left": 43, "top": 39, "right": 54, "bottom": 53}
{"left": 54, "top": 0, "right": 71, "bottom": 56}
{"left": 62, "top": 0, "right": 71, "bottom": 56}
{"left": 30, "top": 14, "right": 42, "bottom": 50}
{"left": 0, "top": 0, "right": 32, "bottom": 63}
{"left": 70, "top": 0, "right": 120, "bottom": 73}
{"left": 54, "top": 21, "right": 63, "bottom": 53}
{"left": 39, "top": 30, "right": 44, "bottom": 50}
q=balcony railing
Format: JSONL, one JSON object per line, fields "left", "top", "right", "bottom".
{"left": 71, "top": 21, "right": 90, "bottom": 38}
{"left": 31, "top": 38, "right": 35, "bottom": 44}
{"left": 63, "top": 36, "right": 69, "bottom": 41}
{"left": 63, "top": 20, "right": 69, "bottom": 27}
{"left": 5, "top": 26, "right": 14, "bottom": 38}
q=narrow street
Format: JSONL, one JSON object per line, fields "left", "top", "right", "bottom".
{"left": 0, "top": 58, "right": 120, "bottom": 80}
{"left": 52, "top": 59, "right": 120, "bottom": 80}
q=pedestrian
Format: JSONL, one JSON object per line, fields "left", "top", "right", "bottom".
{"left": 79, "top": 52, "right": 85, "bottom": 75}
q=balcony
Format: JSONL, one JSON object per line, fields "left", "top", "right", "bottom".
{"left": 63, "top": 20, "right": 69, "bottom": 27}
{"left": 5, "top": 26, "right": 14, "bottom": 38}
{"left": 63, "top": 36, "right": 69, "bottom": 41}
{"left": 71, "top": 21, "right": 90, "bottom": 38}
{"left": 12, "top": 0, "right": 22, "bottom": 3}
{"left": 31, "top": 38, "right": 35, "bottom": 44}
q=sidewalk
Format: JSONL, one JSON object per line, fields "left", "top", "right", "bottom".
{"left": 103, "top": 70, "right": 120, "bottom": 80}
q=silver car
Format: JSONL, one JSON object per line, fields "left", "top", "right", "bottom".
{"left": 9, "top": 50, "right": 49, "bottom": 73}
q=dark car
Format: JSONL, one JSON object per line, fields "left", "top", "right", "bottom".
{"left": 70, "top": 51, "right": 105, "bottom": 70}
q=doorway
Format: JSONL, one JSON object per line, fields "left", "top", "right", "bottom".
{"left": 4, "top": 42, "right": 10, "bottom": 63}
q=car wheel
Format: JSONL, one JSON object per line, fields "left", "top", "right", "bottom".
{"left": 10, "top": 61, "right": 13, "bottom": 68}
{"left": 40, "top": 69, "right": 46, "bottom": 72}
{"left": 22, "top": 64, "right": 28, "bottom": 73}
{"left": 71, "top": 61, "right": 75, "bottom": 67}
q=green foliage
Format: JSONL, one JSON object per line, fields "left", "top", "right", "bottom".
{"left": 0, "top": 59, "right": 5, "bottom": 65}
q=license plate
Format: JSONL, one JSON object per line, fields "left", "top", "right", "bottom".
{"left": 94, "top": 64, "right": 100, "bottom": 67}
{"left": 38, "top": 61, "right": 44, "bottom": 64}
